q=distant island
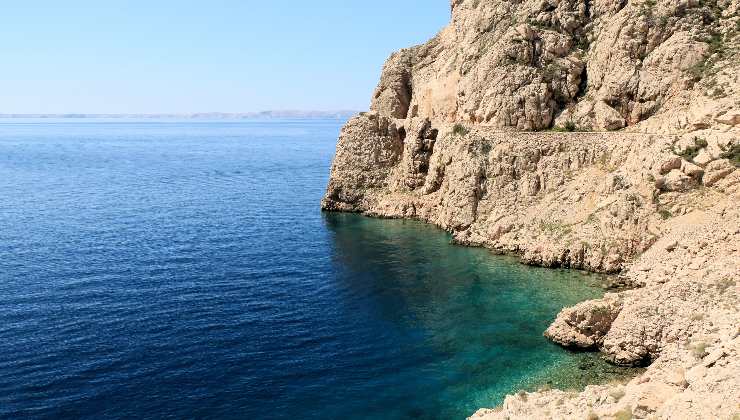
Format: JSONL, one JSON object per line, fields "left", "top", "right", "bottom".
{"left": 0, "top": 111, "right": 360, "bottom": 120}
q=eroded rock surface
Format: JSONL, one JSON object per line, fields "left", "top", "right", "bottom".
{"left": 369, "top": 0, "right": 740, "bottom": 133}
{"left": 323, "top": 0, "right": 739, "bottom": 418}
{"left": 545, "top": 294, "right": 623, "bottom": 350}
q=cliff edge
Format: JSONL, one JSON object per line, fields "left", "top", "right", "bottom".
{"left": 323, "top": 0, "right": 739, "bottom": 418}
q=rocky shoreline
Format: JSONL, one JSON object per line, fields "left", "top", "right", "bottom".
{"left": 323, "top": 0, "right": 738, "bottom": 418}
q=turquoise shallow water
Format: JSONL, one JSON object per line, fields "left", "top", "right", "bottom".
{"left": 0, "top": 119, "right": 632, "bottom": 419}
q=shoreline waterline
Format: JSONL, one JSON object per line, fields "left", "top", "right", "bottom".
{"left": 0, "top": 119, "right": 640, "bottom": 419}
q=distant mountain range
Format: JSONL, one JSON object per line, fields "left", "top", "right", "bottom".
{"left": 0, "top": 110, "right": 361, "bottom": 119}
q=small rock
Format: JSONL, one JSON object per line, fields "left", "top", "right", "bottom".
{"left": 714, "top": 109, "right": 740, "bottom": 127}
{"left": 686, "top": 365, "right": 708, "bottom": 383}
{"left": 681, "top": 161, "right": 704, "bottom": 179}
{"left": 693, "top": 149, "right": 713, "bottom": 167}
{"left": 688, "top": 256, "right": 707, "bottom": 270}
{"left": 634, "top": 384, "right": 677, "bottom": 417}
{"left": 595, "top": 101, "right": 626, "bottom": 131}
{"left": 654, "top": 175, "right": 666, "bottom": 189}
{"left": 703, "top": 159, "right": 735, "bottom": 186}
{"left": 660, "top": 156, "right": 683, "bottom": 175}
{"left": 666, "top": 368, "right": 688, "bottom": 388}
{"left": 662, "top": 169, "right": 695, "bottom": 192}
{"left": 703, "top": 349, "right": 727, "bottom": 368}
{"left": 545, "top": 296, "right": 622, "bottom": 349}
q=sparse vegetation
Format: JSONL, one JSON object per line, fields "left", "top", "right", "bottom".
{"left": 677, "top": 137, "right": 708, "bottom": 161}
{"left": 719, "top": 143, "right": 740, "bottom": 167}
{"left": 467, "top": 140, "right": 492, "bottom": 157}
{"left": 640, "top": 0, "right": 657, "bottom": 21}
{"left": 658, "top": 209, "right": 673, "bottom": 220}
{"left": 658, "top": 14, "right": 670, "bottom": 28}
{"left": 526, "top": 18, "right": 551, "bottom": 31}
{"left": 452, "top": 123, "right": 470, "bottom": 136}
{"left": 543, "top": 62, "right": 564, "bottom": 82}
{"left": 539, "top": 220, "right": 573, "bottom": 238}
{"left": 592, "top": 306, "right": 612, "bottom": 317}
{"left": 481, "top": 142, "right": 492, "bottom": 155}
{"left": 614, "top": 407, "right": 633, "bottom": 420}
{"left": 710, "top": 85, "right": 727, "bottom": 99}
{"left": 690, "top": 341, "right": 709, "bottom": 359}
{"left": 707, "top": 32, "right": 725, "bottom": 57}
{"left": 625, "top": 192, "right": 641, "bottom": 205}
{"left": 609, "top": 388, "right": 626, "bottom": 402}
{"left": 686, "top": 59, "right": 712, "bottom": 81}
{"left": 585, "top": 411, "right": 600, "bottom": 420}
{"left": 690, "top": 312, "right": 706, "bottom": 321}
{"left": 550, "top": 120, "right": 583, "bottom": 132}
{"left": 686, "top": 31, "right": 728, "bottom": 82}
{"left": 715, "top": 277, "right": 736, "bottom": 293}
{"left": 575, "top": 36, "right": 591, "bottom": 52}
{"left": 586, "top": 213, "right": 598, "bottom": 224}
{"left": 597, "top": 153, "right": 618, "bottom": 172}
{"left": 564, "top": 120, "right": 578, "bottom": 132}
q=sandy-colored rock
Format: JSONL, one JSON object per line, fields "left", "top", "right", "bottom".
{"left": 693, "top": 149, "right": 714, "bottom": 167}
{"left": 471, "top": 201, "right": 740, "bottom": 419}
{"left": 633, "top": 383, "right": 678, "bottom": 417}
{"left": 715, "top": 109, "right": 740, "bottom": 127}
{"left": 323, "top": 0, "right": 740, "bottom": 418}
{"left": 367, "top": 0, "right": 740, "bottom": 133}
{"left": 325, "top": 119, "right": 683, "bottom": 273}
{"left": 662, "top": 169, "right": 696, "bottom": 192}
{"left": 681, "top": 160, "right": 704, "bottom": 179}
{"left": 659, "top": 156, "right": 683, "bottom": 175}
{"left": 703, "top": 159, "right": 736, "bottom": 186}
{"left": 545, "top": 294, "right": 622, "bottom": 349}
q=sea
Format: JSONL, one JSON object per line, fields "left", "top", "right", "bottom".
{"left": 0, "top": 119, "right": 635, "bottom": 419}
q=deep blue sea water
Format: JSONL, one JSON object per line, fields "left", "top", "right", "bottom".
{"left": 0, "top": 119, "right": 631, "bottom": 419}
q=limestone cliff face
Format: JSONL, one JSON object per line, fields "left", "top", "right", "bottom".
{"left": 370, "top": 0, "right": 740, "bottom": 132}
{"left": 323, "top": 0, "right": 739, "bottom": 418}
{"left": 327, "top": 122, "right": 677, "bottom": 273}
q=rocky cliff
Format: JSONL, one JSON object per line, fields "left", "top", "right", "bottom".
{"left": 323, "top": 0, "right": 739, "bottom": 418}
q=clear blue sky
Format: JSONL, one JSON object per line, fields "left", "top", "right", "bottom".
{"left": 0, "top": 1, "right": 450, "bottom": 114}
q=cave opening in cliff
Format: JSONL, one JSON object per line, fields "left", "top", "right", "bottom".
{"left": 576, "top": 66, "right": 588, "bottom": 100}
{"left": 398, "top": 127, "right": 407, "bottom": 142}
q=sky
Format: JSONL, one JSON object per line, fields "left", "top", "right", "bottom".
{"left": 0, "top": 1, "right": 450, "bottom": 114}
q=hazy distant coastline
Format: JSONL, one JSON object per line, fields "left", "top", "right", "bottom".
{"left": 0, "top": 110, "right": 360, "bottom": 120}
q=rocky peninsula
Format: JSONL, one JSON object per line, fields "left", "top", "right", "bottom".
{"left": 322, "top": 0, "right": 739, "bottom": 418}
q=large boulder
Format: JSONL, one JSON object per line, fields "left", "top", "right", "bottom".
{"left": 545, "top": 294, "right": 623, "bottom": 349}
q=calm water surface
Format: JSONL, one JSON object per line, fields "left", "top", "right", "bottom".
{"left": 0, "top": 119, "right": 630, "bottom": 419}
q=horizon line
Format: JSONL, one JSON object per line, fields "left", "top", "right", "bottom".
{"left": 0, "top": 110, "right": 363, "bottom": 119}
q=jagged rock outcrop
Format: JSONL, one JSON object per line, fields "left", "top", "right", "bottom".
{"left": 368, "top": 0, "right": 740, "bottom": 133}
{"left": 545, "top": 294, "right": 623, "bottom": 350}
{"left": 324, "top": 119, "right": 737, "bottom": 275}
{"left": 472, "top": 199, "right": 740, "bottom": 419}
{"left": 323, "top": 0, "right": 739, "bottom": 418}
